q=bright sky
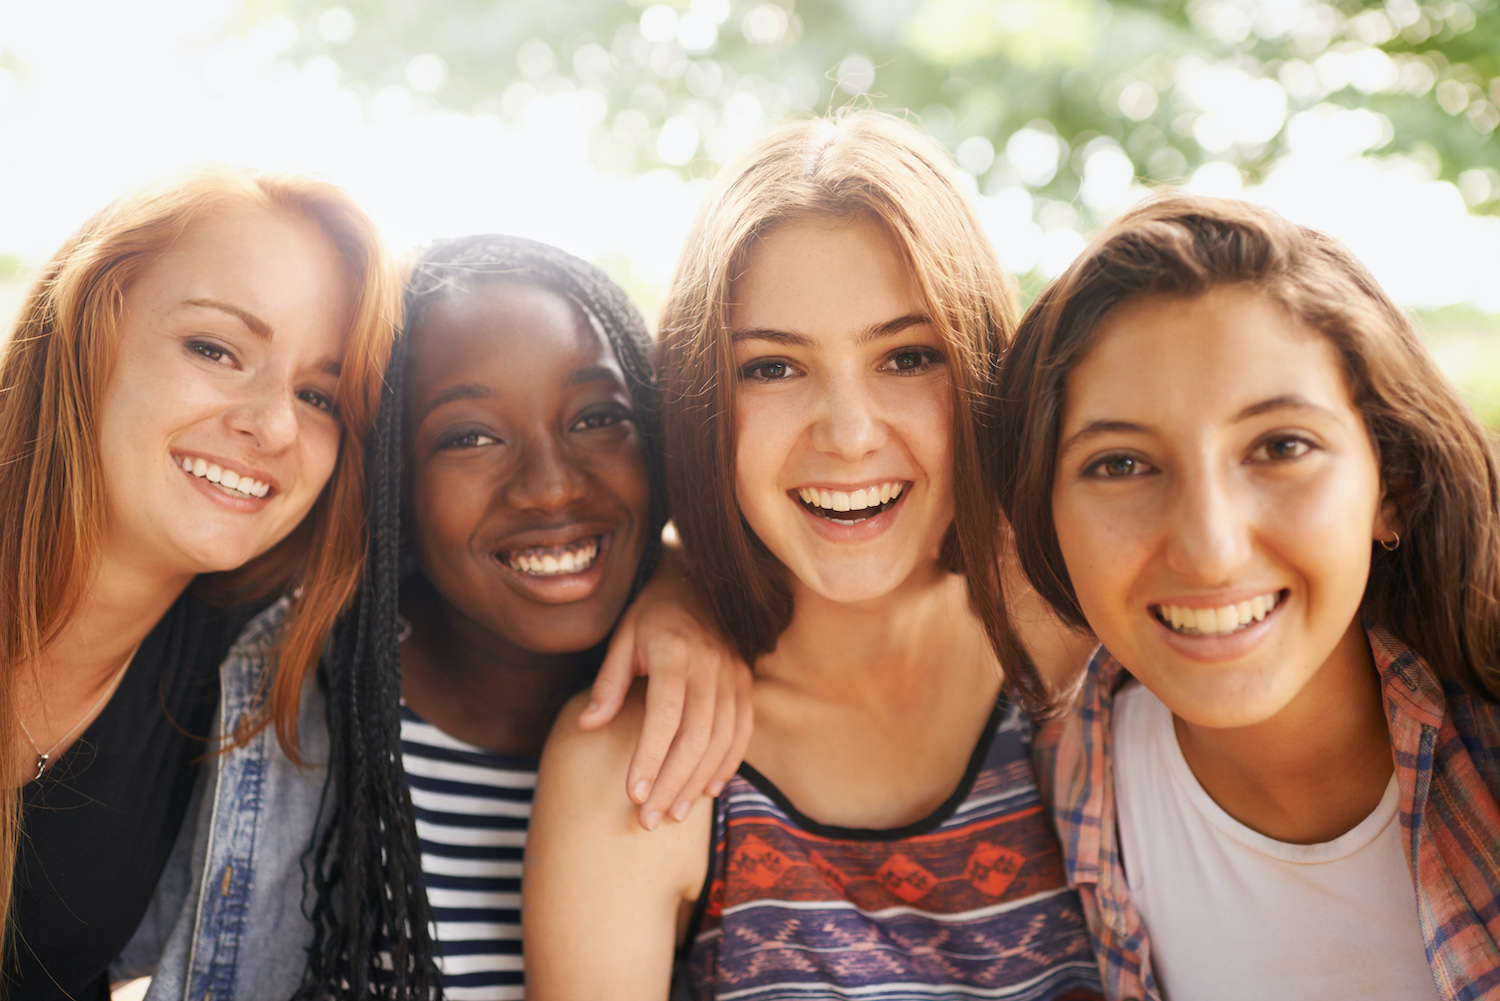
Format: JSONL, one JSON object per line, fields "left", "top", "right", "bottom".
{"left": 1, "top": 0, "right": 1497, "bottom": 313}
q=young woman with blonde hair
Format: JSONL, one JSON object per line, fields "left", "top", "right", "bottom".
{"left": 524, "top": 112, "right": 1102, "bottom": 1000}
{"left": 0, "top": 165, "right": 396, "bottom": 997}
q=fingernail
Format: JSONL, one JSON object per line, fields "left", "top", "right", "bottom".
{"left": 671, "top": 800, "right": 691, "bottom": 822}
{"left": 644, "top": 810, "right": 662, "bottom": 831}
{"left": 707, "top": 780, "right": 724, "bottom": 797}
{"left": 632, "top": 780, "right": 650, "bottom": 803}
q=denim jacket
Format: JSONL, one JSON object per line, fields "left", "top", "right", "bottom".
{"left": 113, "top": 598, "right": 327, "bottom": 1000}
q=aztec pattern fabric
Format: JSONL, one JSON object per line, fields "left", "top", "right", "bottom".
{"left": 401, "top": 704, "right": 537, "bottom": 1001}
{"left": 1037, "top": 624, "right": 1500, "bottom": 1001}
{"left": 685, "top": 699, "right": 1105, "bottom": 1001}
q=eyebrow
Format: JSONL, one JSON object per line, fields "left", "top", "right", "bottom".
{"left": 1057, "top": 420, "right": 1149, "bottom": 458}
{"left": 1057, "top": 394, "right": 1345, "bottom": 457}
{"left": 1235, "top": 394, "right": 1340, "bottom": 422}
{"left": 731, "top": 313, "right": 934, "bottom": 348}
{"left": 418, "top": 383, "right": 492, "bottom": 422}
{"left": 566, "top": 364, "right": 623, "bottom": 388}
{"left": 186, "top": 296, "right": 342, "bottom": 379}
{"left": 183, "top": 297, "right": 272, "bottom": 339}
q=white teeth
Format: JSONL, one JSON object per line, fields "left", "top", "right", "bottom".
{"left": 1155, "top": 592, "right": 1282, "bottom": 637}
{"left": 507, "top": 538, "right": 600, "bottom": 576}
{"left": 800, "top": 481, "right": 905, "bottom": 514}
{"left": 177, "top": 455, "right": 269, "bottom": 498}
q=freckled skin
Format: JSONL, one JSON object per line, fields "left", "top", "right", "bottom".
{"left": 96, "top": 206, "right": 351, "bottom": 585}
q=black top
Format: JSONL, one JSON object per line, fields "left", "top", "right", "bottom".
{"left": 9, "top": 591, "right": 257, "bottom": 1001}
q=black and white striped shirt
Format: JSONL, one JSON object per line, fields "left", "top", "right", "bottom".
{"left": 401, "top": 704, "right": 538, "bottom": 1001}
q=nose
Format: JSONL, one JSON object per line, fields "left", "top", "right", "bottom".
{"left": 503, "top": 435, "right": 589, "bottom": 513}
{"left": 1165, "top": 466, "right": 1253, "bottom": 584}
{"left": 809, "top": 367, "right": 888, "bottom": 461}
{"left": 227, "top": 379, "right": 300, "bottom": 452}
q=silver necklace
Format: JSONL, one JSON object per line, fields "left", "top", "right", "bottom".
{"left": 17, "top": 641, "right": 142, "bottom": 782}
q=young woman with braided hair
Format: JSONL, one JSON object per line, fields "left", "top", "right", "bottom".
{"left": 138, "top": 234, "right": 750, "bottom": 1000}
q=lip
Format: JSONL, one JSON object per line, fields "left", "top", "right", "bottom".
{"left": 1149, "top": 588, "right": 1289, "bottom": 663}
{"left": 172, "top": 451, "right": 279, "bottom": 512}
{"left": 489, "top": 527, "right": 618, "bottom": 605}
{"left": 790, "top": 480, "right": 911, "bottom": 543}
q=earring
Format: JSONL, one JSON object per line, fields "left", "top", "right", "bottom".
{"left": 1379, "top": 531, "right": 1401, "bottom": 552}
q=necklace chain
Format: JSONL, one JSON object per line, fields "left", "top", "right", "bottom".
{"left": 17, "top": 641, "right": 142, "bottom": 782}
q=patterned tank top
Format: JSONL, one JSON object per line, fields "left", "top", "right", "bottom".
{"left": 684, "top": 699, "right": 1104, "bottom": 1001}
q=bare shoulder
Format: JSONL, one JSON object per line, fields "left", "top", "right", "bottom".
{"left": 546, "top": 683, "right": 650, "bottom": 761}
{"left": 526, "top": 681, "right": 712, "bottom": 1000}
{"left": 534, "top": 680, "right": 710, "bottom": 873}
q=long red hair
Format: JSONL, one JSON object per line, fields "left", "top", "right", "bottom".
{"left": 0, "top": 165, "right": 397, "bottom": 944}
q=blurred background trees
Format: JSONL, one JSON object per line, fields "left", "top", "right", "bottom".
{"left": 277, "top": 0, "right": 1499, "bottom": 224}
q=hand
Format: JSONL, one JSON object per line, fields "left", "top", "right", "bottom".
{"left": 578, "top": 553, "right": 754, "bottom": 830}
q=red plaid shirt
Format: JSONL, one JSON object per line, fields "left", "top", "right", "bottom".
{"left": 1035, "top": 624, "right": 1500, "bottom": 1001}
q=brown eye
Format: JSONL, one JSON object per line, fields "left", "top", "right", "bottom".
{"left": 880, "top": 346, "right": 943, "bottom": 375}
{"left": 1082, "top": 452, "right": 1154, "bottom": 479}
{"left": 442, "top": 430, "right": 500, "bottom": 449}
{"left": 739, "top": 358, "right": 799, "bottom": 382}
{"left": 1252, "top": 436, "right": 1313, "bottom": 462}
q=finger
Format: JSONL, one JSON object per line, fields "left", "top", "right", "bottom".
{"left": 707, "top": 669, "right": 755, "bottom": 797}
{"left": 634, "top": 669, "right": 714, "bottom": 830}
{"left": 624, "top": 649, "right": 689, "bottom": 812}
{"left": 661, "top": 672, "right": 741, "bottom": 821}
{"left": 578, "top": 616, "right": 638, "bottom": 731}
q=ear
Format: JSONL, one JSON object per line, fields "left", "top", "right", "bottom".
{"left": 1372, "top": 483, "right": 1402, "bottom": 547}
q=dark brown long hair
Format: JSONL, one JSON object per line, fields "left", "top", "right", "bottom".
{"left": 658, "top": 112, "right": 1041, "bottom": 697}
{"left": 995, "top": 193, "right": 1500, "bottom": 701}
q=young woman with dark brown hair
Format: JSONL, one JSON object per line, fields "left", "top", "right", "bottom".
{"left": 995, "top": 195, "right": 1500, "bottom": 1000}
{"left": 524, "top": 112, "right": 1103, "bottom": 1001}
{"left": 0, "top": 166, "right": 398, "bottom": 998}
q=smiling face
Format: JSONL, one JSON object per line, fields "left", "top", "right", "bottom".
{"left": 1051, "top": 285, "right": 1391, "bottom": 729}
{"left": 404, "top": 279, "right": 650, "bottom": 655}
{"left": 729, "top": 215, "right": 954, "bottom": 606}
{"left": 96, "top": 205, "right": 351, "bottom": 585}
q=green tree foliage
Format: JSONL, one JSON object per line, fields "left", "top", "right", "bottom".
{"left": 277, "top": 0, "right": 1499, "bottom": 227}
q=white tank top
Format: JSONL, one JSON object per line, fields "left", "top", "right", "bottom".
{"left": 1111, "top": 681, "right": 1439, "bottom": 1001}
